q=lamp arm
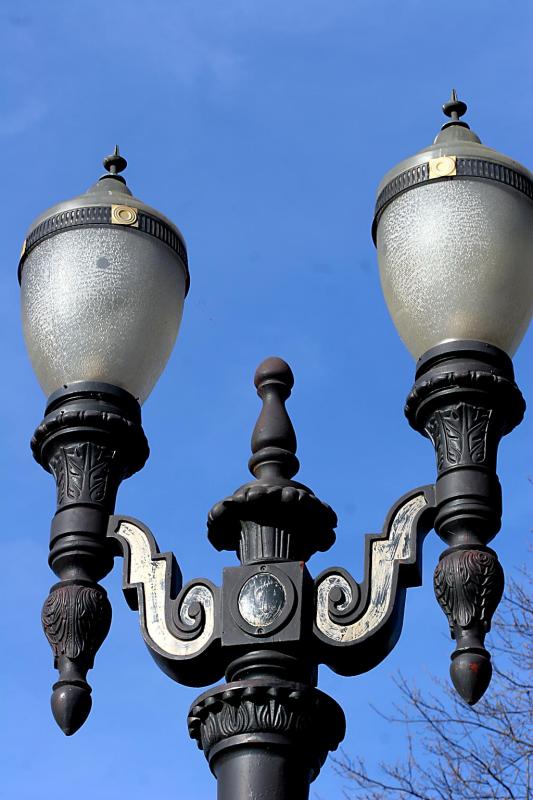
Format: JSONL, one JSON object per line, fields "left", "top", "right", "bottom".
{"left": 313, "top": 485, "right": 436, "bottom": 675}
{"left": 108, "top": 516, "right": 222, "bottom": 687}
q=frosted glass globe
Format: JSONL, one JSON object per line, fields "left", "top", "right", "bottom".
{"left": 21, "top": 227, "right": 186, "bottom": 403}
{"left": 377, "top": 180, "right": 533, "bottom": 359}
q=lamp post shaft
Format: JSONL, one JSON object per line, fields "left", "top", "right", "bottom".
{"left": 213, "top": 743, "right": 313, "bottom": 800}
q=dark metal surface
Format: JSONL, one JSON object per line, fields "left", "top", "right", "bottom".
{"left": 32, "top": 383, "right": 148, "bottom": 734}
{"left": 207, "top": 357, "right": 336, "bottom": 562}
{"left": 406, "top": 339, "right": 525, "bottom": 704}
{"left": 28, "top": 338, "right": 525, "bottom": 799}
{"left": 188, "top": 680, "right": 345, "bottom": 800}
{"left": 24, "top": 332, "right": 528, "bottom": 800}
{"left": 107, "top": 356, "right": 446, "bottom": 797}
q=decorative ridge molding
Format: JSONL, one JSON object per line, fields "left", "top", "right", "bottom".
{"left": 18, "top": 205, "right": 189, "bottom": 291}
{"left": 207, "top": 482, "right": 336, "bottom": 555}
{"left": 32, "top": 408, "right": 149, "bottom": 477}
{"left": 188, "top": 680, "right": 345, "bottom": 765}
{"left": 405, "top": 369, "right": 525, "bottom": 434}
{"left": 373, "top": 156, "right": 533, "bottom": 241}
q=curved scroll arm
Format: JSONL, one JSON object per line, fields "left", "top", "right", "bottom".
{"left": 108, "top": 516, "right": 222, "bottom": 687}
{"left": 314, "top": 486, "right": 436, "bottom": 675}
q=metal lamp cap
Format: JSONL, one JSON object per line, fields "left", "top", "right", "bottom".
{"left": 19, "top": 146, "right": 189, "bottom": 293}
{"left": 372, "top": 91, "right": 533, "bottom": 242}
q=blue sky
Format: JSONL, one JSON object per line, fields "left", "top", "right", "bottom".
{"left": 1, "top": 1, "right": 532, "bottom": 798}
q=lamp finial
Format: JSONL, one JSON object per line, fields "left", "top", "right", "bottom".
{"left": 100, "top": 145, "right": 128, "bottom": 184}
{"left": 441, "top": 89, "right": 470, "bottom": 130}
{"left": 103, "top": 144, "right": 127, "bottom": 174}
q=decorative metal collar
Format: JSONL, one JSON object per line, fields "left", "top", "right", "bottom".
{"left": 372, "top": 156, "right": 533, "bottom": 243}
{"left": 18, "top": 204, "right": 190, "bottom": 292}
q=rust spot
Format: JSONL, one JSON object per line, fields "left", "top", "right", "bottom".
{"left": 299, "top": 561, "right": 305, "bottom": 570}
{"left": 469, "top": 661, "right": 480, "bottom": 674}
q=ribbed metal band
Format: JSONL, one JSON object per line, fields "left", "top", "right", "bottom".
{"left": 372, "top": 157, "right": 533, "bottom": 242}
{"left": 18, "top": 205, "right": 190, "bottom": 292}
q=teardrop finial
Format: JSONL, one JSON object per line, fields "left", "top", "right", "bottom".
{"left": 51, "top": 680, "right": 92, "bottom": 736}
{"left": 450, "top": 650, "right": 492, "bottom": 706}
{"left": 441, "top": 89, "right": 470, "bottom": 130}
{"left": 248, "top": 357, "right": 299, "bottom": 480}
{"left": 100, "top": 145, "right": 128, "bottom": 184}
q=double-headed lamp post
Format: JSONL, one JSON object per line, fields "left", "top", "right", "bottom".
{"left": 20, "top": 94, "right": 533, "bottom": 799}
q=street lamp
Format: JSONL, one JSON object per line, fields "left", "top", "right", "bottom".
{"left": 20, "top": 94, "right": 533, "bottom": 799}
{"left": 20, "top": 146, "right": 189, "bottom": 732}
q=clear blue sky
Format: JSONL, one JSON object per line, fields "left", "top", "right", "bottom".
{"left": 1, "top": 2, "right": 532, "bottom": 798}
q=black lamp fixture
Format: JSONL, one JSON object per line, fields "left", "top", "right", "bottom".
{"left": 19, "top": 94, "right": 533, "bottom": 799}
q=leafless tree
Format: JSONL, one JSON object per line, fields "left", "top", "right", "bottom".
{"left": 334, "top": 568, "right": 532, "bottom": 800}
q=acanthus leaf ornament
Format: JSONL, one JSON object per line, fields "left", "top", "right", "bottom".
{"left": 426, "top": 403, "right": 492, "bottom": 470}
{"left": 188, "top": 681, "right": 345, "bottom": 782}
{"left": 433, "top": 547, "right": 504, "bottom": 635}
{"left": 41, "top": 580, "right": 112, "bottom": 735}
{"left": 433, "top": 546, "right": 504, "bottom": 705}
{"left": 42, "top": 581, "right": 112, "bottom": 662}
{"left": 49, "top": 442, "right": 119, "bottom": 505}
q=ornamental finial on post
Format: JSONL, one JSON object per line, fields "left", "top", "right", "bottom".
{"left": 208, "top": 356, "right": 336, "bottom": 563}
{"left": 249, "top": 356, "right": 298, "bottom": 480}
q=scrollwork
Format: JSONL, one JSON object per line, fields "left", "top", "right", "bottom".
{"left": 110, "top": 517, "right": 219, "bottom": 662}
{"left": 315, "top": 491, "right": 430, "bottom": 646}
{"left": 172, "top": 585, "right": 209, "bottom": 640}
{"left": 316, "top": 571, "right": 360, "bottom": 632}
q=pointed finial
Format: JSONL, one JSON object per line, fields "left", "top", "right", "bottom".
{"left": 248, "top": 357, "right": 299, "bottom": 481}
{"left": 100, "top": 145, "right": 128, "bottom": 183}
{"left": 441, "top": 89, "right": 470, "bottom": 130}
{"left": 51, "top": 679, "right": 93, "bottom": 736}
{"left": 450, "top": 649, "right": 492, "bottom": 706}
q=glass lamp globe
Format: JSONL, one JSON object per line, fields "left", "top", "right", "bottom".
{"left": 19, "top": 148, "right": 189, "bottom": 404}
{"left": 373, "top": 92, "right": 533, "bottom": 360}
